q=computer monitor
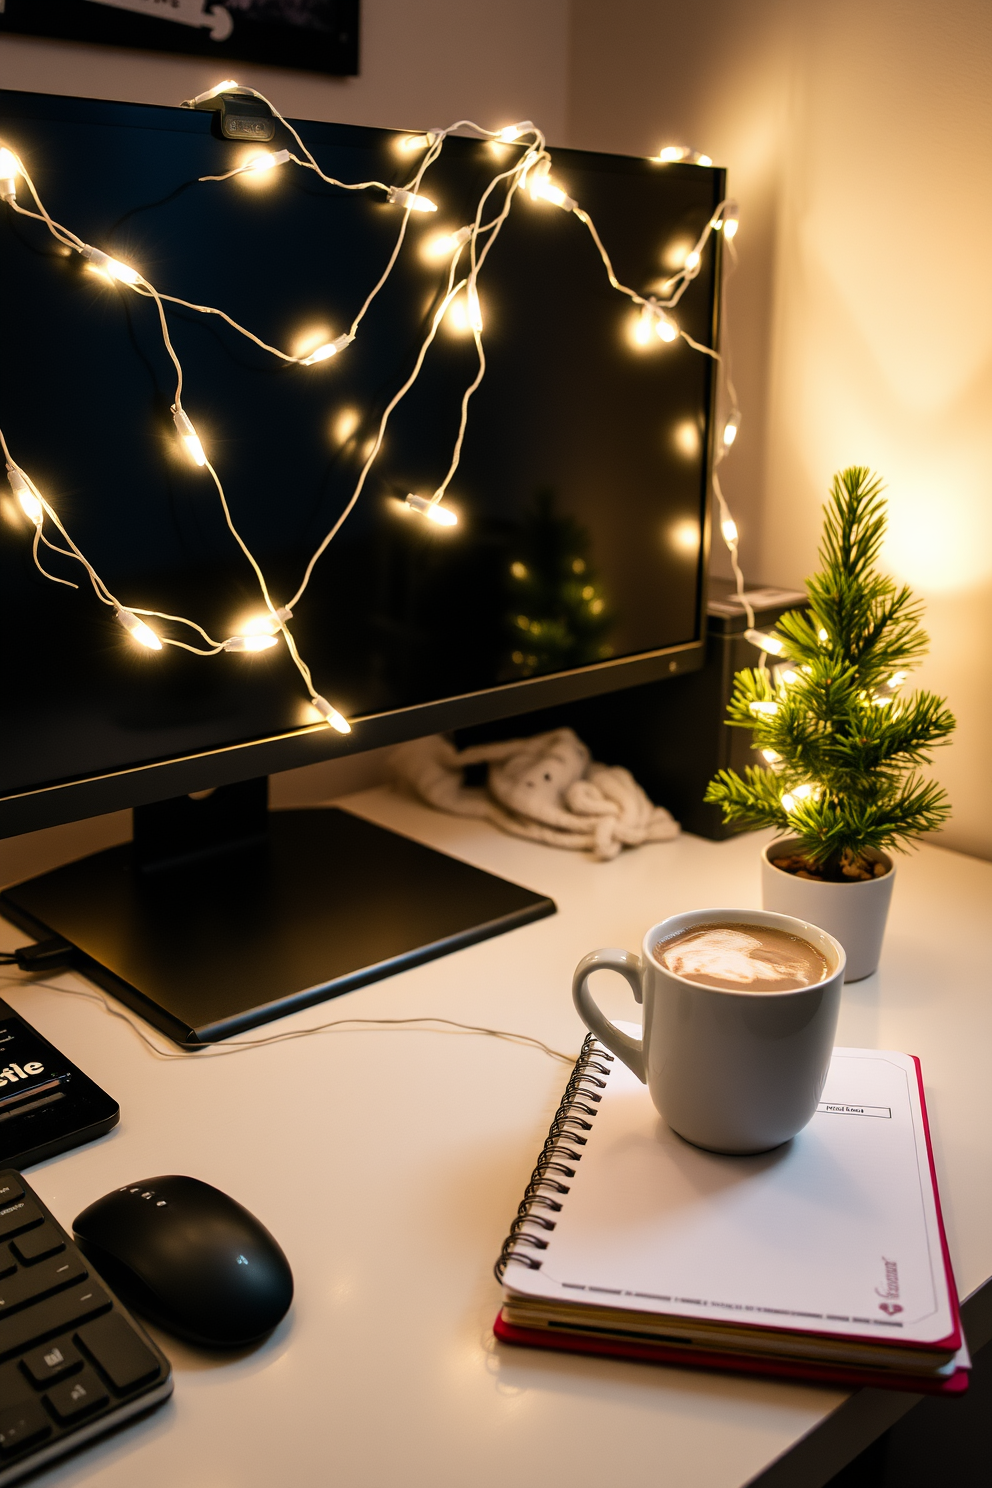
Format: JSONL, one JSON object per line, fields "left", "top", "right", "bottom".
{"left": 0, "top": 89, "right": 724, "bottom": 1043}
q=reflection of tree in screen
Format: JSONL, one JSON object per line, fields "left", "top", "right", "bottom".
{"left": 225, "top": 0, "right": 339, "bottom": 30}
{"left": 503, "top": 491, "right": 615, "bottom": 679}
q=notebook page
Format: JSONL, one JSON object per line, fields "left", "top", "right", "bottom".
{"left": 505, "top": 1042, "right": 957, "bottom": 1348}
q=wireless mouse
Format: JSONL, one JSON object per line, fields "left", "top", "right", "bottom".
{"left": 74, "top": 1175, "right": 294, "bottom": 1347}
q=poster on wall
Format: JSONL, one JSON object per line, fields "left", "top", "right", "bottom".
{"left": 0, "top": 0, "right": 360, "bottom": 76}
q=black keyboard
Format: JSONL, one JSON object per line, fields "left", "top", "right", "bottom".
{"left": 0, "top": 1169, "right": 172, "bottom": 1485}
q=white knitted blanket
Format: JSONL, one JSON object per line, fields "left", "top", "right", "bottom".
{"left": 391, "top": 728, "right": 679, "bottom": 861}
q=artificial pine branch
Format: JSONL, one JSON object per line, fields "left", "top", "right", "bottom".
{"left": 704, "top": 467, "right": 956, "bottom": 879}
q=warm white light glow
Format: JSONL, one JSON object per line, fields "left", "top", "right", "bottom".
{"left": 889, "top": 670, "right": 909, "bottom": 687}
{"left": 240, "top": 606, "right": 291, "bottom": 637}
{"left": 721, "top": 517, "right": 739, "bottom": 544}
{"left": 116, "top": 608, "right": 162, "bottom": 651}
{"left": 529, "top": 175, "right": 576, "bottom": 210}
{"left": 82, "top": 246, "right": 140, "bottom": 285}
{"left": 405, "top": 493, "right": 458, "bottom": 527}
{"left": 387, "top": 186, "right": 437, "bottom": 214}
{"left": 685, "top": 249, "right": 700, "bottom": 270}
{"left": 7, "top": 465, "right": 42, "bottom": 525}
{"left": 224, "top": 633, "right": 278, "bottom": 652}
{"left": 720, "top": 200, "right": 740, "bottom": 239}
{"left": 0, "top": 147, "right": 19, "bottom": 199}
{"left": 669, "top": 518, "right": 699, "bottom": 553}
{"left": 654, "top": 146, "right": 712, "bottom": 167}
{"left": 173, "top": 407, "right": 206, "bottom": 467}
{"left": 762, "top": 749, "right": 782, "bottom": 763}
{"left": 244, "top": 149, "right": 291, "bottom": 174}
{"left": 446, "top": 295, "right": 472, "bottom": 335}
{"left": 749, "top": 700, "right": 779, "bottom": 716}
{"left": 189, "top": 80, "right": 239, "bottom": 105}
{"left": 745, "top": 628, "right": 785, "bottom": 655}
{"left": 818, "top": 627, "right": 829, "bottom": 642}
{"left": 781, "top": 669, "right": 800, "bottom": 685}
{"left": 300, "top": 332, "right": 353, "bottom": 365}
{"left": 673, "top": 420, "right": 700, "bottom": 458}
{"left": 311, "top": 694, "right": 351, "bottom": 733}
{"left": 781, "top": 782, "right": 814, "bottom": 814}
{"left": 498, "top": 122, "right": 530, "bottom": 143}
{"left": 654, "top": 311, "right": 678, "bottom": 343}
{"left": 722, "top": 410, "right": 741, "bottom": 448}
{"left": 631, "top": 302, "right": 678, "bottom": 347}
{"left": 422, "top": 225, "right": 472, "bottom": 263}
{"left": 331, "top": 407, "right": 361, "bottom": 445}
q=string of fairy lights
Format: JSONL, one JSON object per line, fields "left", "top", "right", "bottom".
{"left": 0, "top": 85, "right": 746, "bottom": 734}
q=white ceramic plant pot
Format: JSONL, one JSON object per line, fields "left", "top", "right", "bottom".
{"left": 760, "top": 838, "right": 895, "bottom": 982}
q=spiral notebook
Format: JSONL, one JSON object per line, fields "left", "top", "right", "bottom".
{"left": 495, "top": 1034, "right": 969, "bottom": 1394}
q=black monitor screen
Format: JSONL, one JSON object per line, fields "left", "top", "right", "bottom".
{"left": 0, "top": 91, "right": 722, "bottom": 802}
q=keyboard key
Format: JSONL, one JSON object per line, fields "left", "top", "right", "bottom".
{"left": 0, "top": 1197, "right": 43, "bottom": 1240}
{"left": 0, "top": 1176, "right": 24, "bottom": 1207}
{"left": 45, "top": 1367, "right": 109, "bottom": 1423}
{"left": 77, "top": 1314, "right": 161, "bottom": 1394}
{"left": 21, "top": 1336, "right": 83, "bottom": 1386}
{"left": 0, "top": 1246, "right": 14, "bottom": 1280}
{"left": 0, "top": 1251, "right": 87, "bottom": 1318}
{"left": 0, "top": 1397, "right": 50, "bottom": 1454}
{"left": 12, "top": 1224, "right": 65, "bottom": 1265}
{"left": 0, "top": 1279, "right": 111, "bottom": 1362}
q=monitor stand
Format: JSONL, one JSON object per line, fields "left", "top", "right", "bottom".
{"left": 0, "top": 779, "right": 556, "bottom": 1046}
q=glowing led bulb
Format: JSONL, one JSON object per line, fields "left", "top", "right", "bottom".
{"left": 466, "top": 281, "right": 483, "bottom": 333}
{"left": 423, "top": 225, "right": 472, "bottom": 262}
{"left": 0, "top": 147, "right": 20, "bottom": 201}
{"left": 720, "top": 200, "right": 740, "bottom": 239}
{"left": 749, "top": 700, "right": 779, "bottom": 717}
{"left": 116, "top": 608, "right": 162, "bottom": 651}
{"left": 745, "top": 628, "right": 785, "bottom": 655}
{"left": 497, "top": 122, "right": 530, "bottom": 143}
{"left": 721, "top": 517, "right": 738, "bottom": 544}
{"left": 300, "top": 332, "right": 354, "bottom": 365}
{"left": 722, "top": 410, "right": 741, "bottom": 448}
{"left": 188, "top": 80, "right": 240, "bottom": 106}
{"left": 780, "top": 669, "right": 800, "bottom": 685}
{"left": 386, "top": 185, "right": 437, "bottom": 214}
{"left": 818, "top": 627, "right": 829, "bottom": 643}
{"left": 173, "top": 407, "right": 206, "bottom": 467}
{"left": 655, "top": 146, "right": 712, "bottom": 166}
{"left": 684, "top": 249, "right": 700, "bottom": 270}
{"left": 781, "top": 782, "right": 814, "bottom": 813}
{"left": 224, "top": 633, "right": 278, "bottom": 652}
{"left": 244, "top": 148, "right": 291, "bottom": 173}
{"left": 761, "top": 748, "right": 782, "bottom": 763}
{"left": 81, "top": 246, "right": 140, "bottom": 285}
{"left": 405, "top": 493, "right": 458, "bottom": 527}
{"left": 634, "top": 301, "right": 678, "bottom": 346}
{"left": 528, "top": 172, "right": 577, "bottom": 210}
{"left": 889, "top": 670, "right": 908, "bottom": 687}
{"left": 241, "top": 606, "right": 292, "bottom": 636}
{"left": 7, "top": 464, "right": 42, "bottom": 525}
{"left": 311, "top": 694, "right": 351, "bottom": 733}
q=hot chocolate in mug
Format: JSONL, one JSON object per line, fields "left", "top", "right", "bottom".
{"left": 572, "top": 908, "right": 846, "bottom": 1154}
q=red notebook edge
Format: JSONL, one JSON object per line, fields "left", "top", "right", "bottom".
{"left": 492, "top": 1313, "right": 969, "bottom": 1396}
{"left": 494, "top": 1052, "right": 968, "bottom": 1395}
{"left": 910, "top": 1054, "right": 965, "bottom": 1356}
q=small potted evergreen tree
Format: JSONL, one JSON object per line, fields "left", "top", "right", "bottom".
{"left": 704, "top": 467, "right": 955, "bottom": 980}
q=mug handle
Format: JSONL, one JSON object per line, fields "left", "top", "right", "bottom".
{"left": 572, "top": 948, "right": 646, "bottom": 1082}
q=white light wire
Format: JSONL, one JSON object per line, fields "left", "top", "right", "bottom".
{"left": 0, "top": 973, "right": 574, "bottom": 1065}
{"left": 0, "top": 117, "right": 749, "bottom": 713}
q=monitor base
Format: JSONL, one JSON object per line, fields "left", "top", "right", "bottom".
{"left": 0, "top": 805, "right": 555, "bottom": 1046}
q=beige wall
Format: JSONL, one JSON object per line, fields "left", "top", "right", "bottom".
{"left": 570, "top": 0, "right": 992, "bottom": 860}
{"left": 0, "top": 1, "right": 570, "bottom": 137}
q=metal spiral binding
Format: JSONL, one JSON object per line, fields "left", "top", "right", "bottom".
{"left": 494, "top": 1033, "right": 615, "bottom": 1280}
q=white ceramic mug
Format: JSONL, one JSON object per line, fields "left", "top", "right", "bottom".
{"left": 572, "top": 908, "right": 846, "bottom": 1154}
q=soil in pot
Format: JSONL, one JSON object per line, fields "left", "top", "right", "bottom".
{"left": 769, "top": 849, "right": 892, "bottom": 885}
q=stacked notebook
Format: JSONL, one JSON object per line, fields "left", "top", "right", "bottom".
{"left": 495, "top": 1032, "right": 969, "bottom": 1393}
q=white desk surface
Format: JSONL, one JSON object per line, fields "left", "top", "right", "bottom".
{"left": 2, "top": 788, "right": 990, "bottom": 1488}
